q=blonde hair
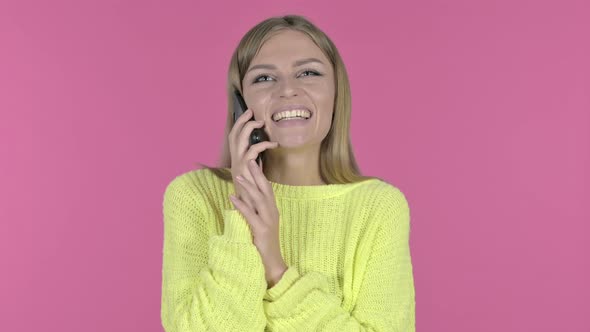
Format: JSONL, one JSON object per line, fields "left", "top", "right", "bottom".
{"left": 197, "top": 14, "right": 381, "bottom": 184}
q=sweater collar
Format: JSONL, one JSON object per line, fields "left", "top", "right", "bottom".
{"left": 223, "top": 168, "right": 376, "bottom": 200}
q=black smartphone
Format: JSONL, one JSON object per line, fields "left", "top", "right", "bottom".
{"left": 233, "top": 88, "right": 269, "bottom": 166}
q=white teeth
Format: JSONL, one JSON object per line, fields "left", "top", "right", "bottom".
{"left": 272, "top": 109, "right": 311, "bottom": 122}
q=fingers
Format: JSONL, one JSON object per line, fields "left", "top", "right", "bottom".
{"left": 236, "top": 168, "right": 257, "bottom": 210}
{"left": 247, "top": 159, "right": 274, "bottom": 199}
{"left": 238, "top": 160, "right": 274, "bottom": 220}
{"left": 235, "top": 174, "right": 271, "bottom": 219}
{"left": 228, "top": 109, "right": 253, "bottom": 143}
{"left": 236, "top": 120, "right": 265, "bottom": 154}
{"left": 244, "top": 141, "right": 279, "bottom": 161}
{"left": 229, "top": 194, "right": 261, "bottom": 227}
{"left": 234, "top": 140, "right": 277, "bottom": 215}
{"left": 228, "top": 107, "right": 277, "bottom": 215}
{"left": 238, "top": 141, "right": 277, "bottom": 209}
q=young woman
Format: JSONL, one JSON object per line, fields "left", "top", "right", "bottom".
{"left": 161, "top": 14, "right": 415, "bottom": 331}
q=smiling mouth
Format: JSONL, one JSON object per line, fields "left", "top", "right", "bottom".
{"left": 272, "top": 111, "right": 313, "bottom": 122}
{"left": 274, "top": 116, "right": 310, "bottom": 122}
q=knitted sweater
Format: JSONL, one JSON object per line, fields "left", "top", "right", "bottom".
{"left": 160, "top": 167, "right": 415, "bottom": 331}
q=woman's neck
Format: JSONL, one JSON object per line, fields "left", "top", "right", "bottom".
{"left": 262, "top": 147, "right": 324, "bottom": 186}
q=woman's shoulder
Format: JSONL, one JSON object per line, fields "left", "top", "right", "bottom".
{"left": 354, "top": 177, "right": 407, "bottom": 200}
{"left": 163, "top": 168, "right": 229, "bottom": 204}
{"left": 353, "top": 177, "right": 410, "bottom": 217}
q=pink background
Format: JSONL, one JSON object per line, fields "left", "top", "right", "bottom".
{"left": 2, "top": 0, "right": 588, "bottom": 331}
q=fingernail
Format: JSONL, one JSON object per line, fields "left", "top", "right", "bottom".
{"left": 236, "top": 175, "right": 244, "bottom": 181}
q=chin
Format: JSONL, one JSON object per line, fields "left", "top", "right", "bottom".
{"left": 277, "top": 136, "right": 306, "bottom": 144}
{"left": 273, "top": 137, "right": 318, "bottom": 150}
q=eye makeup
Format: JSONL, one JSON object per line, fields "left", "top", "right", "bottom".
{"left": 251, "top": 69, "right": 323, "bottom": 84}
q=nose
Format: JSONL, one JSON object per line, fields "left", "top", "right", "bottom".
{"left": 277, "top": 77, "right": 299, "bottom": 98}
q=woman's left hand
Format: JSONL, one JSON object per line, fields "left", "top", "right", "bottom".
{"left": 229, "top": 158, "right": 288, "bottom": 288}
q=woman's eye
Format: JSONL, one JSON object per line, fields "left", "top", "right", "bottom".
{"left": 301, "top": 70, "right": 321, "bottom": 77}
{"left": 252, "top": 70, "right": 322, "bottom": 84}
{"left": 253, "top": 75, "right": 273, "bottom": 83}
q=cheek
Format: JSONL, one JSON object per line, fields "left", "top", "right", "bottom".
{"left": 246, "top": 90, "right": 269, "bottom": 111}
{"left": 310, "top": 84, "right": 335, "bottom": 111}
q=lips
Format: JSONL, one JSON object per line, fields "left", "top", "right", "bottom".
{"left": 270, "top": 104, "right": 313, "bottom": 120}
{"left": 272, "top": 117, "right": 311, "bottom": 128}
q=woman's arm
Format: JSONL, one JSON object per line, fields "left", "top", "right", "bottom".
{"left": 161, "top": 176, "right": 267, "bottom": 332}
{"left": 262, "top": 188, "right": 415, "bottom": 331}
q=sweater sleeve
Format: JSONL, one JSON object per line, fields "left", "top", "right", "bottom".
{"left": 262, "top": 189, "right": 416, "bottom": 331}
{"left": 160, "top": 176, "right": 267, "bottom": 332}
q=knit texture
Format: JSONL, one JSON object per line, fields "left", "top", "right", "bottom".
{"left": 161, "top": 167, "right": 415, "bottom": 331}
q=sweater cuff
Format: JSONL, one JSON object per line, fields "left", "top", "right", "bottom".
{"left": 264, "top": 266, "right": 301, "bottom": 301}
{"left": 222, "top": 209, "right": 253, "bottom": 243}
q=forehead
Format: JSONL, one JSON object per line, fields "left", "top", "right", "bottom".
{"left": 251, "top": 30, "right": 328, "bottom": 66}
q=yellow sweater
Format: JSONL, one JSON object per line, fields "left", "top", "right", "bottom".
{"left": 160, "top": 167, "right": 415, "bottom": 331}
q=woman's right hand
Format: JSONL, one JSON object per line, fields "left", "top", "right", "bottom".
{"left": 228, "top": 108, "right": 278, "bottom": 210}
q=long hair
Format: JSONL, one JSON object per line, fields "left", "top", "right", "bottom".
{"left": 197, "top": 14, "right": 381, "bottom": 184}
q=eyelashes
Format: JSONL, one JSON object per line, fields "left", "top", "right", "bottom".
{"left": 252, "top": 70, "right": 322, "bottom": 84}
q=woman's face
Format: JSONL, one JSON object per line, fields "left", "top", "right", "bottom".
{"left": 241, "top": 29, "right": 335, "bottom": 148}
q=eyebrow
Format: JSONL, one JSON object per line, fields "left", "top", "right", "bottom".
{"left": 246, "top": 57, "right": 325, "bottom": 75}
